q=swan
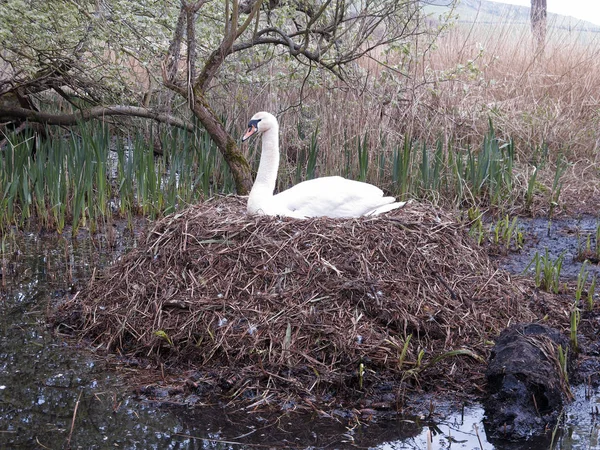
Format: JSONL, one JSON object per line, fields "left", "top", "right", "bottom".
{"left": 241, "top": 111, "right": 407, "bottom": 218}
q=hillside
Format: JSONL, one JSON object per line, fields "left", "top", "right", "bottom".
{"left": 423, "top": 0, "right": 600, "bottom": 32}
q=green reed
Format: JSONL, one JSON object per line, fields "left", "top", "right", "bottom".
{"left": 392, "top": 135, "right": 413, "bottom": 199}
{"left": 285, "top": 117, "right": 521, "bottom": 210}
{"left": 0, "top": 115, "right": 566, "bottom": 233}
{"left": 305, "top": 126, "right": 319, "bottom": 181}
{"left": 587, "top": 276, "right": 597, "bottom": 311}
{"left": 575, "top": 261, "right": 589, "bottom": 304}
{"left": 464, "top": 121, "right": 514, "bottom": 205}
{"left": 525, "top": 165, "right": 538, "bottom": 211}
{"left": 491, "top": 214, "right": 523, "bottom": 251}
{"left": 357, "top": 132, "right": 369, "bottom": 182}
{"left": 570, "top": 304, "right": 580, "bottom": 353}
{"left": 385, "top": 120, "right": 516, "bottom": 208}
{"left": 0, "top": 120, "right": 235, "bottom": 233}
{"left": 550, "top": 155, "right": 567, "bottom": 218}
{"left": 524, "top": 249, "right": 564, "bottom": 294}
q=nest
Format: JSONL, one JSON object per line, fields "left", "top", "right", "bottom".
{"left": 55, "top": 197, "right": 540, "bottom": 407}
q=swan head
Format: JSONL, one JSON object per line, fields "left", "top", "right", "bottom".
{"left": 241, "top": 112, "right": 278, "bottom": 142}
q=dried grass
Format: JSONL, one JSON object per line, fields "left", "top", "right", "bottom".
{"left": 55, "top": 197, "right": 544, "bottom": 406}
{"left": 222, "top": 19, "right": 600, "bottom": 171}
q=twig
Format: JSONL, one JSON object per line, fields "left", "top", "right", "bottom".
{"left": 66, "top": 390, "right": 83, "bottom": 449}
{"left": 473, "top": 423, "right": 484, "bottom": 450}
{"left": 35, "top": 437, "right": 52, "bottom": 449}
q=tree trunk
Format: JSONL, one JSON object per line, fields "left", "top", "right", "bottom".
{"left": 161, "top": 0, "right": 256, "bottom": 196}
{"left": 189, "top": 93, "right": 253, "bottom": 195}
{"left": 531, "top": 0, "right": 547, "bottom": 52}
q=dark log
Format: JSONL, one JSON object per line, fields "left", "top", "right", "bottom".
{"left": 484, "top": 323, "right": 571, "bottom": 441}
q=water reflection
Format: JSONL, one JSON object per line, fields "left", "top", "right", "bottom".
{"left": 0, "top": 231, "right": 596, "bottom": 449}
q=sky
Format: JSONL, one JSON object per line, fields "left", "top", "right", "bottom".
{"left": 488, "top": 0, "right": 600, "bottom": 26}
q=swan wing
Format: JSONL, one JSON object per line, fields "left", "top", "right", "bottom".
{"left": 274, "top": 176, "right": 399, "bottom": 218}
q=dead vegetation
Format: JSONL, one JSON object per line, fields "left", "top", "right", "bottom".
{"left": 54, "top": 196, "right": 551, "bottom": 408}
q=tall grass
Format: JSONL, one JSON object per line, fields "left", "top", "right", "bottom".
{"left": 0, "top": 122, "right": 235, "bottom": 234}
{"left": 278, "top": 117, "right": 519, "bottom": 208}
{"left": 384, "top": 120, "right": 516, "bottom": 207}
{"left": 1, "top": 112, "right": 524, "bottom": 234}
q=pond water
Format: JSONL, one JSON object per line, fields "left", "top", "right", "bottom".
{"left": 1, "top": 218, "right": 599, "bottom": 449}
{"left": 500, "top": 216, "right": 600, "bottom": 279}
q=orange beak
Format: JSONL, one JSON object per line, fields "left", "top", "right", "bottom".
{"left": 242, "top": 125, "right": 258, "bottom": 142}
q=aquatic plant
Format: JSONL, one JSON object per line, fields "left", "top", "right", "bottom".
{"left": 525, "top": 249, "right": 564, "bottom": 294}
{"left": 464, "top": 121, "right": 514, "bottom": 206}
{"left": 391, "top": 136, "right": 413, "bottom": 200}
{"left": 549, "top": 155, "right": 567, "bottom": 218}
{"left": 387, "top": 121, "right": 516, "bottom": 208}
{"left": 524, "top": 165, "right": 538, "bottom": 211}
{"left": 358, "top": 361, "right": 365, "bottom": 389}
{"left": 588, "top": 276, "right": 597, "bottom": 312}
{"left": 386, "top": 334, "right": 413, "bottom": 370}
{"left": 467, "top": 206, "right": 485, "bottom": 246}
{"left": 491, "top": 214, "right": 522, "bottom": 252}
{"left": 402, "top": 348, "right": 484, "bottom": 381}
{"left": 306, "top": 126, "right": 319, "bottom": 181}
{"left": 0, "top": 121, "right": 235, "bottom": 233}
{"left": 587, "top": 275, "right": 596, "bottom": 311}
{"left": 570, "top": 305, "right": 580, "bottom": 353}
{"left": 357, "top": 132, "right": 370, "bottom": 182}
{"left": 575, "top": 261, "right": 589, "bottom": 304}
{"left": 154, "top": 330, "right": 174, "bottom": 346}
{"left": 557, "top": 345, "right": 569, "bottom": 386}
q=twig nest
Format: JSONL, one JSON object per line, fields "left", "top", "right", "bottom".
{"left": 55, "top": 196, "right": 538, "bottom": 405}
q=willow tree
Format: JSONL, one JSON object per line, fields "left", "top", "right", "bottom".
{"left": 0, "top": 0, "right": 436, "bottom": 194}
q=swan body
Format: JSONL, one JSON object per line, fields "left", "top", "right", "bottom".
{"left": 242, "top": 112, "right": 406, "bottom": 219}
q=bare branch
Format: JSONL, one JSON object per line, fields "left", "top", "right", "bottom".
{"left": 185, "top": 3, "right": 198, "bottom": 104}
{"left": 165, "top": 7, "right": 187, "bottom": 85}
{"left": 195, "top": 0, "right": 263, "bottom": 92}
{"left": 228, "top": 1, "right": 425, "bottom": 80}
{"left": 159, "top": 0, "right": 432, "bottom": 194}
{"left": 0, "top": 105, "right": 195, "bottom": 132}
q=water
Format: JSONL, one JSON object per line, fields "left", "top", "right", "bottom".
{"left": 500, "top": 216, "right": 600, "bottom": 279}
{"left": 0, "top": 228, "right": 598, "bottom": 449}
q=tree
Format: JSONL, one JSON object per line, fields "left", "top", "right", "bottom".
{"left": 530, "top": 0, "right": 547, "bottom": 51}
{"left": 0, "top": 0, "right": 433, "bottom": 194}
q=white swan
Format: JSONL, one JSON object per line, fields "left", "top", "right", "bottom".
{"left": 242, "top": 111, "right": 407, "bottom": 219}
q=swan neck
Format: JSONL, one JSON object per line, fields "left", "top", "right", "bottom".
{"left": 253, "top": 125, "right": 279, "bottom": 194}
